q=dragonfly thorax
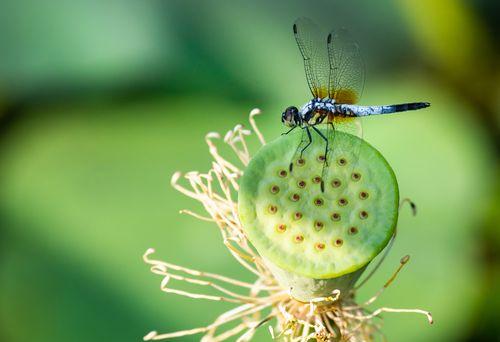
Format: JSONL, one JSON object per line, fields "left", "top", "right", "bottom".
{"left": 299, "top": 98, "right": 337, "bottom": 126}
{"left": 282, "top": 98, "right": 340, "bottom": 128}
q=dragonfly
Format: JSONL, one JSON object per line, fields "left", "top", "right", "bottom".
{"left": 282, "top": 18, "right": 430, "bottom": 191}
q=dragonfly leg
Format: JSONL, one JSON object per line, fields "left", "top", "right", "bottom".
{"left": 299, "top": 126, "right": 313, "bottom": 158}
{"left": 312, "top": 125, "right": 329, "bottom": 192}
{"left": 326, "top": 122, "right": 335, "bottom": 166}
{"left": 281, "top": 126, "right": 297, "bottom": 135}
{"left": 312, "top": 125, "right": 329, "bottom": 164}
{"left": 289, "top": 128, "right": 307, "bottom": 172}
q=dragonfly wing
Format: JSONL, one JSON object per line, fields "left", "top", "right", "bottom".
{"left": 288, "top": 128, "right": 308, "bottom": 171}
{"left": 333, "top": 117, "right": 363, "bottom": 138}
{"left": 327, "top": 28, "right": 365, "bottom": 104}
{"left": 289, "top": 120, "right": 364, "bottom": 190}
{"left": 293, "top": 17, "right": 330, "bottom": 99}
{"left": 325, "top": 117, "right": 364, "bottom": 183}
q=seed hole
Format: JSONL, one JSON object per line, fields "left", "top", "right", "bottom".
{"left": 317, "top": 155, "right": 326, "bottom": 162}
{"left": 294, "top": 212, "right": 303, "bottom": 220}
{"left": 297, "top": 158, "right": 305, "bottom": 166}
{"left": 331, "top": 212, "right": 341, "bottom": 221}
{"left": 334, "top": 238, "right": 343, "bottom": 247}
{"left": 352, "top": 172, "right": 361, "bottom": 181}
{"left": 359, "top": 191, "right": 369, "bottom": 200}
{"left": 314, "top": 198, "right": 324, "bottom": 206}
{"left": 268, "top": 205, "right": 278, "bottom": 214}
{"left": 315, "top": 242, "right": 326, "bottom": 251}
{"left": 338, "top": 198, "right": 348, "bottom": 206}
{"left": 276, "top": 224, "right": 287, "bottom": 233}
{"left": 294, "top": 235, "right": 304, "bottom": 243}
{"left": 349, "top": 227, "right": 358, "bottom": 235}
{"left": 331, "top": 179, "right": 341, "bottom": 188}
{"left": 312, "top": 176, "right": 322, "bottom": 184}
{"left": 337, "top": 158, "right": 347, "bottom": 166}
{"left": 278, "top": 170, "right": 288, "bottom": 178}
{"left": 314, "top": 221, "right": 324, "bottom": 231}
{"left": 270, "top": 185, "right": 280, "bottom": 194}
{"left": 297, "top": 180, "right": 306, "bottom": 188}
{"left": 359, "top": 210, "right": 368, "bottom": 219}
{"left": 291, "top": 193, "right": 300, "bottom": 202}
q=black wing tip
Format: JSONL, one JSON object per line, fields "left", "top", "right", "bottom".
{"left": 327, "top": 33, "right": 332, "bottom": 44}
{"left": 293, "top": 23, "right": 297, "bottom": 34}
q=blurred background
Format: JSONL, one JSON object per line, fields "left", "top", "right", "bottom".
{"left": 0, "top": 0, "right": 498, "bottom": 341}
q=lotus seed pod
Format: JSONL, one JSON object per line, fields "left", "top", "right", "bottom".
{"left": 238, "top": 129, "right": 399, "bottom": 302}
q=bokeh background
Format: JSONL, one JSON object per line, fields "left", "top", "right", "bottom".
{"left": 0, "top": 0, "right": 498, "bottom": 341}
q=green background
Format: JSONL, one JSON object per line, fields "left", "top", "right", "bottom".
{"left": 0, "top": 1, "right": 498, "bottom": 341}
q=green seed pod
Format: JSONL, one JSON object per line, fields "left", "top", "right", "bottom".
{"left": 238, "top": 129, "right": 398, "bottom": 302}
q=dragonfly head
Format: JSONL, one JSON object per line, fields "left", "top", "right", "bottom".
{"left": 282, "top": 106, "right": 302, "bottom": 127}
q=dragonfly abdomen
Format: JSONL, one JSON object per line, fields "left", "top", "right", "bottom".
{"left": 339, "top": 102, "right": 430, "bottom": 117}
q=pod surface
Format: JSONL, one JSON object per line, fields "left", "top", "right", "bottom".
{"left": 239, "top": 129, "right": 399, "bottom": 279}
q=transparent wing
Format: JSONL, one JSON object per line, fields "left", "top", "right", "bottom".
{"left": 327, "top": 28, "right": 365, "bottom": 104}
{"left": 288, "top": 128, "right": 307, "bottom": 172}
{"left": 322, "top": 117, "right": 364, "bottom": 187}
{"left": 333, "top": 117, "right": 363, "bottom": 138}
{"left": 293, "top": 17, "right": 330, "bottom": 99}
{"left": 288, "top": 120, "right": 364, "bottom": 192}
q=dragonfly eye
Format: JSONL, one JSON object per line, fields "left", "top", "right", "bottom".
{"left": 282, "top": 106, "right": 299, "bottom": 127}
